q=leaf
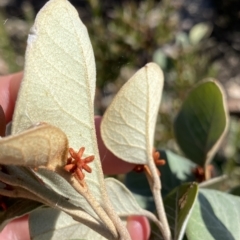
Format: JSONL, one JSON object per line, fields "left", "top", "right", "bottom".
{"left": 5, "top": 122, "right": 12, "bottom": 136}
{"left": 101, "top": 62, "right": 164, "bottom": 164}
{"left": 186, "top": 189, "right": 240, "bottom": 240}
{"left": 0, "top": 199, "right": 42, "bottom": 231}
{"left": 11, "top": 0, "right": 105, "bottom": 200}
{"left": 105, "top": 178, "right": 160, "bottom": 233}
{"left": 174, "top": 80, "right": 229, "bottom": 167}
{"left": 29, "top": 207, "right": 107, "bottom": 240}
{"left": 153, "top": 49, "right": 167, "bottom": 69}
{"left": 0, "top": 105, "right": 6, "bottom": 137}
{"left": 34, "top": 168, "right": 98, "bottom": 218}
{"left": 189, "top": 23, "right": 212, "bottom": 45}
{"left": 1, "top": 165, "right": 102, "bottom": 231}
{"left": 0, "top": 123, "right": 68, "bottom": 167}
{"left": 2, "top": 165, "right": 77, "bottom": 210}
{"left": 100, "top": 63, "right": 168, "bottom": 238}
{"left": 164, "top": 182, "right": 198, "bottom": 240}
{"left": 199, "top": 175, "right": 228, "bottom": 190}
{"left": 160, "top": 151, "right": 197, "bottom": 196}
{"left": 105, "top": 178, "right": 153, "bottom": 218}
{"left": 125, "top": 150, "right": 196, "bottom": 211}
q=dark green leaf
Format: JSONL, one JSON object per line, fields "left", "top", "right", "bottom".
{"left": 174, "top": 80, "right": 228, "bottom": 167}
{"left": 164, "top": 182, "right": 198, "bottom": 240}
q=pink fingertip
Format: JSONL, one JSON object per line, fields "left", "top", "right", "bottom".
{"left": 127, "top": 216, "right": 150, "bottom": 240}
{"left": 0, "top": 215, "right": 30, "bottom": 240}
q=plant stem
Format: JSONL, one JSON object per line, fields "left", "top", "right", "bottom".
{"left": 62, "top": 172, "right": 119, "bottom": 239}
{"left": 147, "top": 159, "right": 172, "bottom": 240}
{"left": 103, "top": 196, "right": 132, "bottom": 240}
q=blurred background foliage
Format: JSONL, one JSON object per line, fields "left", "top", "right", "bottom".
{"left": 1, "top": 0, "right": 240, "bottom": 183}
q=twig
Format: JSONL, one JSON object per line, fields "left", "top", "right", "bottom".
{"left": 146, "top": 158, "right": 172, "bottom": 240}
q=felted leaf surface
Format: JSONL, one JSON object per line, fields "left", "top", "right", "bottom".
{"left": 125, "top": 150, "right": 196, "bottom": 211}
{"left": 101, "top": 62, "right": 164, "bottom": 164}
{"left": 105, "top": 178, "right": 154, "bottom": 218}
{"left": 29, "top": 207, "right": 107, "bottom": 240}
{"left": 186, "top": 189, "right": 240, "bottom": 240}
{"left": 11, "top": 0, "right": 104, "bottom": 200}
{"left": 35, "top": 168, "right": 98, "bottom": 218}
{"left": 164, "top": 182, "right": 198, "bottom": 240}
{"left": 0, "top": 123, "right": 68, "bottom": 167}
{"left": 2, "top": 166, "right": 77, "bottom": 210}
{"left": 174, "top": 80, "right": 228, "bottom": 167}
{"left": 199, "top": 175, "right": 228, "bottom": 190}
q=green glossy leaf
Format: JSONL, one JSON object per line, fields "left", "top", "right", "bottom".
{"left": 186, "top": 189, "right": 240, "bottom": 240}
{"left": 164, "top": 182, "right": 198, "bottom": 240}
{"left": 174, "top": 80, "right": 228, "bottom": 167}
{"left": 125, "top": 150, "right": 196, "bottom": 211}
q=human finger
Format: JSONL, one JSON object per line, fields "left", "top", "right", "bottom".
{"left": 0, "top": 72, "right": 22, "bottom": 123}
{"left": 127, "top": 216, "right": 150, "bottom": 240}
{"left": 0, "top": 215, "right": 30, "bottom": 240}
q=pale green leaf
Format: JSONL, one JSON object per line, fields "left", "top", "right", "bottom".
{"left": 105, "top": 178, "right": 152, "bottom": 217}
{"left": 2, "top": 165, "right": 78, "bottom": 210}
{"left": 186, "top": 189, "right": 240, "bottom": 240}
{"left": 11, "top": 0, "right": 104, "bottom": 200}
{"left": 105, "top": 178, "right": 160, "bottom": 229}
{"left": 106, "top": 178, "right": 143, "bottom": 216}
{"left": 153, "top": 49, "right": 167, "bottom": 69}
{"left": 189, "top": 23, "right": 212, "bottom": 45}
{"left": 29, "top": 207, "right": 107, "bottom": 240}
{"left": 199, "top": 175, "right": 228, "bottom": 190}
{"left": 0, "top": 166, "right": 107, "bottom": 237}
{"left": 101, "top": 62, "right": 164, "bottom": 164}
{"left": 34, "top": 168, "right": 98, "bottom": 218}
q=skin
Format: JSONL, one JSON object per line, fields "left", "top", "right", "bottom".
{"left": 0, "top": 72, "right": 150, "bottom": 240}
